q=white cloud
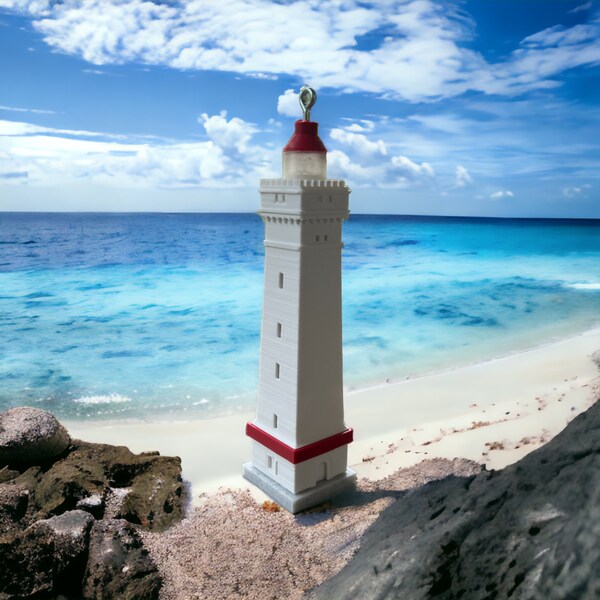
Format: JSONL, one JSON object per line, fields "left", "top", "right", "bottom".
{"left": 0, "top": 104, "right": 56, "bottom": 115}
{"left": 3, "top": 0, "right": 600, "bottom": 102}
{"left": 277, "top": 89, "right": 300, "bottom": 118}
{"left": 409, "top": 114, "right": 468, "bottom": 134}
{"left": 199, "top": 111, "right": 257, "bottom": 153}
{"left": 390, "top": 155, "right": 434, "bottom": 178}
{"left": 0, "top": 113, "right": 450, "bottom": 193}
{"left": 330, "top": 128, "right": 387, "bottom": 156}
{"left": 0, "top": 114, "right": 275, "bottom": 189}
{"left": 326, "top": 144, "right": 434, "bottom": 187}
{"left": 563, "top": 184, "right": 591, "bottom": 197}
{"left": 455, "top": 164, "right": 473, "bottom": 187}
{"left": 522, "top": 23, "right": 599, "bottom": 48}
{"left": 327, "top": 149, "right": 375, "bottom": 182}
{"left": 246, "top": 72, "right": 278, "bottom": 80}
{"left": 490, "top": 190, "right": 514, "bottom": 199}
{"left": 343, "top": 119, "right": 376, "bottom": 133}
{"left": 0, "top": 120, "right": 104, "bottom": 137}
{"left": 569, "top": 2, "right": 593, "bottom": 14}
{"left": 323, "top": 121, "right": 436, "bottom": 186}
{"left": 82, "top": 68, "right": 110, "bottom": 76}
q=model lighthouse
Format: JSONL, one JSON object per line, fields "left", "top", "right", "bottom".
{"left": 243, "top": 87, "right": 356, "bottom": 513}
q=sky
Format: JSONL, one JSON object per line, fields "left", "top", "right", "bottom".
{"left": 0, "top": 0, "right": 599, "bottom": 217}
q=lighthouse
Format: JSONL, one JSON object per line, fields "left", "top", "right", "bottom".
{"left": 243, "top": 86, "right": 356, "bottom": 513}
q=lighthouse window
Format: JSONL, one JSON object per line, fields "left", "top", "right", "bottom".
{"left": 329, "top": 195, "right": 333, "bottom": 202}
{"left": 276, "top": 322, "right": 282, "bottom": 338}
{"left": 267, "top": 455, "right": 273, "bottom": 469}
{"left": 273, "top": 414, "right": 278, "bottom": 428}
{"left": 275, "top": 363, "right": 281, "bottom": 379}
{"left": 324, "top": 234, "right": 328, "bottom": 242}
{"left": 315, "top": 235, "right": 320, "bottom": 242}
{"left": 279, "top": 272, "right": 284, "bottom": 288}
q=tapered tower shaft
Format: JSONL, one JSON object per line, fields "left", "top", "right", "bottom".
{"left": 243, "top": 88, "right": 356, "bottom": 513}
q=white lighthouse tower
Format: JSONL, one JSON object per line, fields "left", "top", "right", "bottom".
{"left": 243, "top": 87, "right": 356, "bottom": 513}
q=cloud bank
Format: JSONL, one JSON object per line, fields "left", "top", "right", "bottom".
{"left": 0, "top": 114, "right": 276, "bottom": 189}
{"left": 2, "top": 0, "right": 599, "bottom": 102}
{"left": 0, "top": 114, "right": 437, "bottom": 191}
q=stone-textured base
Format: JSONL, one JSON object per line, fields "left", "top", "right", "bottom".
{"left": 243, "top": 462, "right": 356, "bottom": 513}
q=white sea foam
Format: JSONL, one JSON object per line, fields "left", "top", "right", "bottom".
{"left": 192, "top": 398, "right": 209, "bottom": 406}
{"left": 73, "top": 393, "right": 132, "bottom": 405}
{"left": 566, "top": 283, "right": 600, "bottom": 290}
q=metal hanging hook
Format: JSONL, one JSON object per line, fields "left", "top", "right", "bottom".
{"left": 299, "top": 85, "right": 317, "bottom": 121}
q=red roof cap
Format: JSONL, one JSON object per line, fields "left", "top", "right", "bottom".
{"left": 283, "top": 120, "right": 327, "bottom": 153}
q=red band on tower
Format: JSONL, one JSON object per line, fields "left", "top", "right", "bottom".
{"left": 246, "top": 422, "right": 353, "bottom": 464}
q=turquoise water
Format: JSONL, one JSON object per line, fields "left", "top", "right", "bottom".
{"left": 1, "top": 213, "right": 599, "bottom": 420}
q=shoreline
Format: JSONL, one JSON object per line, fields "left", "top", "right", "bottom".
{"left": 66, "top": 326, "right": 600, "bottom": 501}
{"left": 67, "top": 323, "right": 600, "bottom": 427}
{"left": 346, "top": 320, "right": 600, "bottom": 394}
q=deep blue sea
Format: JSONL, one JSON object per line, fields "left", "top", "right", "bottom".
{"left": 1, "top": 212, "right": 599, "bottom": 421}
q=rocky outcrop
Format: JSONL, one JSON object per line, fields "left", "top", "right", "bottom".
{"left": 309, "top": 399, "right": 600, "bottom": 600}
{"left": 0, "top": 407, "right": 70, "bottom": 466}
{"left": 83, "top": 519, "right": 162, "bottom": 600}
{"left": 0, "top": 407, "right": 184, "bottom": 599}
{"left": 2, "top": 439, "right": 184, "bottom": 531}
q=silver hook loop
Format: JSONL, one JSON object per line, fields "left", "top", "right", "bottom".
{"left": 299, "top": 85, "right": 317, "bottom": 121}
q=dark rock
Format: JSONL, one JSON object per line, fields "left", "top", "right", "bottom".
{"left": 0, "top": 467, "right": 19, "bottom": 484}
{"left": 0, "top": 407, "right": 71, "bottom": 467}
{"left": 28, "top": 442, "right": 108, "bottom": 521}
{"left": 0, "top": 409, "right": 179, "bottom": 598}
{"left": 0, "top": 509, "right": 94, "bottom": 598}
{"left": 309, "top": 399, "right": 600, "bottom": 600}
{"left": 3, "top": 439, "right": 183, "bottom": 531}
{"left": 82, "top": 518, "right": 161, "bottom": 600}
{"left": 118, "top": 455, "right": 184, "bottom": 531}
{"left": 0, "top": 484, "right": 29, "bottom": 539}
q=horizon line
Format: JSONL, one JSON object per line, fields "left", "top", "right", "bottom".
{"left": 1, "top": 211, "right": 600, "bottom": 222}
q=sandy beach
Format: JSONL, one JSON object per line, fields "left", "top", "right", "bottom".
{"left": 5, "top": 240, "right": 599, "bottom": 600}
{"left": 67, "top": 326, "right": 600, "bottom": 498}
{"left": 57, "top": 328, "right": 600, "bottom": 598}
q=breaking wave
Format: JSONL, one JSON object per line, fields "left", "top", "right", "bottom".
{"left": 73, "top": 393, "right": 132, "bottom": 405}
{"left": 565, "top": 282, "right": 600, "bottom": 290}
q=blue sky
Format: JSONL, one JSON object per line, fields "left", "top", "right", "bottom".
{"left": 0, "top": 0, "right": 599, "bottom": 217}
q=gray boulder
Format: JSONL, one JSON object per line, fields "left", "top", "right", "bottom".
{"left": 309, "top": 399, "right": 600, "bottom": 600}
{"left": 0, "top": 509, "right": 94, "bottom": 597}
{"left": 0, "top": 407, "right": 70, "bottom": 467}
{"left": 82, "top": 519, "right": 162, "bottom": 600}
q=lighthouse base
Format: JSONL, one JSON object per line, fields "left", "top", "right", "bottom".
{"left": 243, "top": 462, "right": 356, "bottom": 514}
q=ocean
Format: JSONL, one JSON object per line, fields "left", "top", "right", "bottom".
{"left": 1, "top": 212, "right": 599, "bottom": 421}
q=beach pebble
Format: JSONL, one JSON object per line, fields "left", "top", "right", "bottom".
{"left": 0, "top": 407, "right": 71, "bottom": 467}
